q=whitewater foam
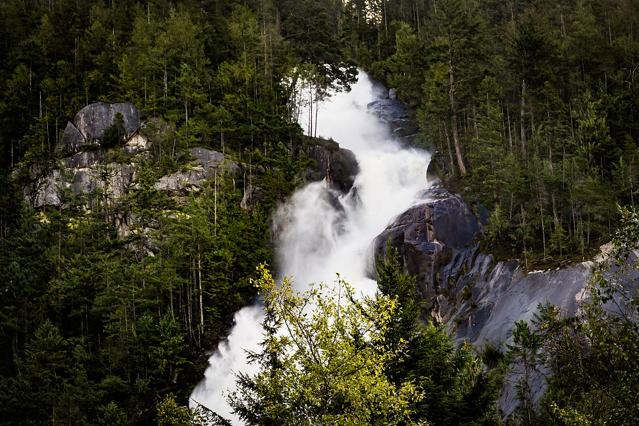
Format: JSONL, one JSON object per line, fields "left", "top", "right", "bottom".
{"left": 190, "top": 71, "right": 431, "bottom": 424}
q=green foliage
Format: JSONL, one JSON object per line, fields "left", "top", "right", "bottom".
{"left": 345, "top": 0, "right": 639, "bottom": 264}
{"left": 230, "top": 266, "right": 425, "bottom": 425}
{"left": 0, "top": 1, "right": 359, "bottom": 422}
{"left": 156, "top": 393, "right": 215, "bottom": 426}
{"left": 499, "top": 206, "right": 639, "bottom": 424}
{"left": 102, "top": 112, "right": 126, "bottom": 147}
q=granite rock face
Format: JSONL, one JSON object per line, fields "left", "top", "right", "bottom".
{"left": 306, "top": 137, "right": 359, "bottom": 193}
{"left": 74, "top": 102, "right": 140, "bottom": 141}
{"left": 373, "top": 185, "right": 639, "bottom": 417}
{"left": 154, "top": 148, "right": 239, "bottom": 195}
{"left": 59, "top": 121, "right": 88, "bottom": 155}
{"left": 367, "top": 97, "right": 419, "bottom": 143}
{"left": 57, "top": 102, "right": 141, "bottom": 155}
{"left": 373, "top": 187, "right": 482, "bottom": 308}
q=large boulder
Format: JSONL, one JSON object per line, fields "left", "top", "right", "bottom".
{"left": 367, "top": 98, "right": 419, "bottom": 143}
{"left": 73, "top": 102, "right": 140, "bottom": 141}
{"left": 56, "top": 102, "right": 141, "bottom": 155}
{"left": 306, "top": 137, "right": 359, "bottom": 193}
{"left": 373, "top": 186, "right": 482, "bottom": 306}
{"left": 28, "top": 162, "right": 137, "bottom": 209}
{"left": 58, "top": 122, "right": 87, "bottom": 155}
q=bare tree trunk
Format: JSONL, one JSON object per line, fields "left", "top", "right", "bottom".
{"left": 539, "top": 189, "right": 546, "bottom": 259}
{"left": 507, "top": 104, "right": 513, "bottom": 153}
{"left": 214, "top": 171, "right": 218, "bottom": 236}
{"left": 449, "top": 61, "right": 467, "bottom": 175}
{"left": 444, "top": 123, "right": 455, "bottom": 175}
{"left": 197, "top": 249, "right": 204, "bottom": 338}
{"left": 163, "top": 60, "right": 168, "bottom": 103}
{"left": 520, "top": 79, "right": 527, "bottom": 158}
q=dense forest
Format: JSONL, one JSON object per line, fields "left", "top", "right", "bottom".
{"left": 356, "top": 0, "right": 639, "bottom": 266}
{"left": 1, "top": 0, "right": 639, "bottom": 425}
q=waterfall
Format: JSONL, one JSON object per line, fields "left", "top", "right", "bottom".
{"left": 190, "top": 71, "right": 431, "bottom": 424}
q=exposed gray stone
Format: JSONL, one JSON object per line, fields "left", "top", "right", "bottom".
{"left": 191, "top": 147, "right": 225, "bottom": 170}
{"left": 373, "top": 185, "right": 639, "bottom": 418}
{"left": 367, "top": 98, "right": 418, "bottom": 143}
{"left": 154, "top": 148, "right": 239, "bottom": 194}
{"left": 154, "top": 169, "right": 208, "bottom": 194}
{"left": 240, "top": 186, "right": 265, "bottom": 211}
{"left": 58, "top": 122, "right": 88, "bottom": 155}
{"left": 63, "top": 150, "right": 105, "bottom": 169}
{"left": 28, "top": 162, "right": 137, "bottom": 208}
{"left": 73, "top": 102, "right": 140, "bottom": 142}
{"left": 306, "top": 138, "right": 359, "bottom": 193}
{"left": 123, "top": 133, "right": 150, "bottom": 154}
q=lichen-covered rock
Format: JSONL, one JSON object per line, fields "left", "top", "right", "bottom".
{"left": 306, "top": 137, "right": 359, "bottom": 193}
{"left": 58, "top": 122, "right": 88, "bottom": 155}
{"left": 154, "top": 148, "right": 238, "bottom": 194}
{"left": 73, "top": 102, "right": 140, "bottom": 142}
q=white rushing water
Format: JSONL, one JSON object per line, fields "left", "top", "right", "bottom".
{"left": 190, "top": 71, "right": 431, "bottom": 424}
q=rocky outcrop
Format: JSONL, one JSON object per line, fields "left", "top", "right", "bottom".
{"left": 57, "top": 102, "right": 140, "bottom": 155}
{"left": 29, "top": 130, "right": 150, "bottom": 209}
{"left": 373, "top": 185, "right": 639, "bottom": 417}
{"left": 74, "top": 102, "right": 140, "bottom": 141}
{"left": 240, "top": 186, "right": 265, "bottom": 211}
{"left": 306, "top": 137, "right": 359, "bottom": 193}
{"left": 367, "top": 93, "right": 419, "bottom": 143}
{"left": 373, "top": 187, "right": 483, "bottom": 309}
{"left": 154, "top": 148, "right": 239, "bottom": 195}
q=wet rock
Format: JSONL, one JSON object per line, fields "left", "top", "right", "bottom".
{"left": 367, "top": 98, "right": 419, "bottom": 143}
{"left": 373, "top": 186, "right": 481, "bottom": 306}
{"left": 306, "top": 137, "right": 359, "bottom": 193}
{"left": 373, "top": 185, "right": 639, "bottom": 418}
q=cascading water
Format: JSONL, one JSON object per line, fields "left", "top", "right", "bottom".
{"left": 190, "top": 71, "right": 432, "bottom": 424}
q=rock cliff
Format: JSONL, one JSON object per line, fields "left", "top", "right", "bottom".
{"left": 373, "top": 185, "right": 639, "bottom": 416}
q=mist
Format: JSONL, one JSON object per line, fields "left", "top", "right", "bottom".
{"left": 190, "top": 71, "right": 431, "bottom": 424}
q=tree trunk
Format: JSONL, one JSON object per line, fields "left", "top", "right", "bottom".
{"left": 197, "top": 249, "right": 204, "bottom": 337}
{"left": 443, "top": 123, "right": 455, "bottom": 175}
{"left": 448, "top": 61, "right": 467, "bottom": 176}
{"left": 520, "top": 79, "right": 527, "bottom": 158}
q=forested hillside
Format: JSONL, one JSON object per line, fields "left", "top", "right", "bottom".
{"left": 0, "top": 0, "right": 354, "bottom": 423}
{"left": 351, "top": 0, "right": 639, "bottom": 266}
